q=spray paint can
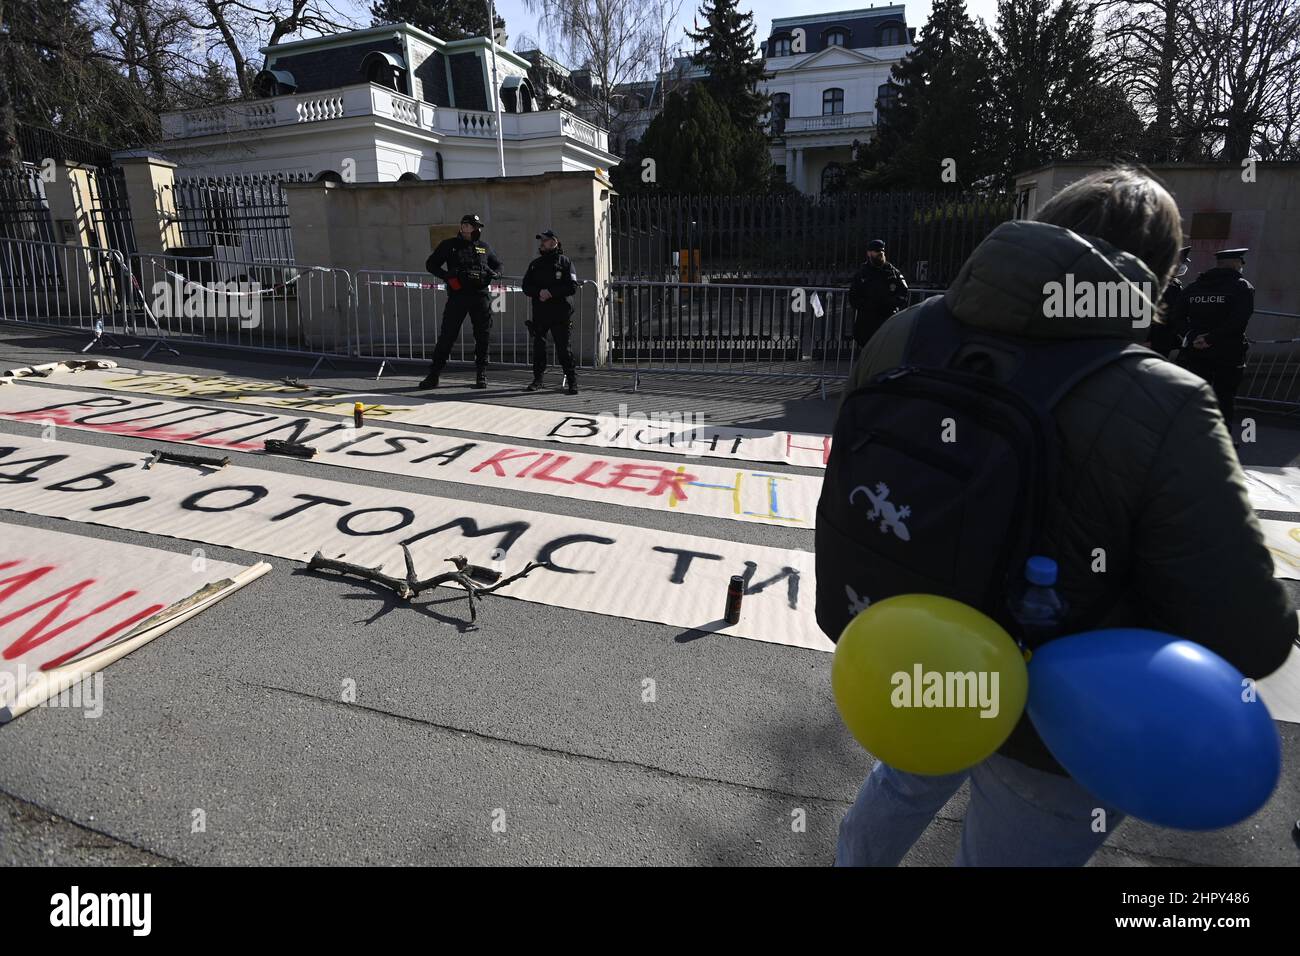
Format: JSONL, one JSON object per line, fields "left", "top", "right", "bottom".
{"left": 353, "top": 402, "right": 364, "bottom": 428}
{"left": 724, "top": 575, "right": 744, "bottom": 625}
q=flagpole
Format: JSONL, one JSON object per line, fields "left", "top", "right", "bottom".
{"left": 486, "top": 0, "right": 506, "bottom": 177}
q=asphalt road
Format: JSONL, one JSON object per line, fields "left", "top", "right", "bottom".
{"left": 0, "top": 327, "right": 1297, "bottom": 867}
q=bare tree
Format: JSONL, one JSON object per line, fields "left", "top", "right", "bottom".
{"left": 521, "top": 0, "right": 664, "bottom": 128}
{"left": 1094, "top": 0, "right": 1300, "bottom": 160}
{"left": 649, "top": 0, "right": 685, "bottom": 110}
{"left": 190, "top": 0, "right": 359, "bottom": 98}
{"left": 1187, "top": 0, "right": 1300, "bottom": 160}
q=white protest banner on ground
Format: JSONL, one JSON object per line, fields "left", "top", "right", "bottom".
{"left": 0, "top": 386, "right": 822, "bottom": 529}
{"left": 0, "top": 522, "right": 268, "bottom": 721}
{"left": 1243, "top": 468, "right": 1300, "bottom": 513}
{"left": 0, "top": 435, "right": 830, "bottom": 652}
{"left": 1259, "top": 618, "right": 1300, "bottom": 724}
{"left": 1258, "top": 519, "right": 1300, "bottom": 581}
{"left": 24, "top": 368, "right": 834, "bottom": 468}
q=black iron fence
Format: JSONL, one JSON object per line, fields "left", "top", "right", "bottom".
{"left": 73, "top": 166, "right": 137, "bottom": 258}
{"left": 611, "top": 191, "right": 1015, "bottom": 286}
{"left": 16, "top": 124, "right": 117, "bottom": 168}
{"left": 610, "top": 280, "right": 945, "bottom": 395}
{"left": 167, "top": 172, "right": 310, "bottom": 265}
{"left": 0, "top": 167, "right": 57, "bottom": 246}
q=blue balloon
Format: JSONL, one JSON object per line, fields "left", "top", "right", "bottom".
{"left": 1027, "top": 628, "right": 1281, "bottom": 830}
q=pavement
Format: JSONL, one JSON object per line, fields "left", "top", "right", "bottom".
{"left": 0, "top": 327, "right": 1297, "bottom": 867}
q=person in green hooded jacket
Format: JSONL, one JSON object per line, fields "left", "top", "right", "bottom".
{"left": 832, "top": 167, "right": 1294, "bottom": 867}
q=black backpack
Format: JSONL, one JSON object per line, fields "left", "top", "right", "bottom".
{"left": 815, "top": 295, "right": 1152, "bottom": 645}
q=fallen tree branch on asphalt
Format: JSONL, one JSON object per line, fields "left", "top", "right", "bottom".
{"left": 306, "top": 545, "right": 549, "bottom": 622}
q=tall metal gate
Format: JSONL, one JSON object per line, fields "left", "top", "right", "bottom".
{"left": 77, "top": 166, "right": 138, "bottom": 257}
{"left": 0, "top": 166, "right": 56, "bottom": 245}
{"left": 611, "top": 191, "right": 1016, "bottom": 287}
{"left": 0, "top": 168, "right": 60, "bottom": 295}
{"left": 167, "top": 172, "right": 310, "bottom": 264}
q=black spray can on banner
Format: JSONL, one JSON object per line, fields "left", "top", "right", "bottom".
{"left": 724, "top": 575, "right": 744, "bottom": 626}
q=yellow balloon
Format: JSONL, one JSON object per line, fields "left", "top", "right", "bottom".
{"left": 832, "top": 594, "right": 1028, "bottom": 775}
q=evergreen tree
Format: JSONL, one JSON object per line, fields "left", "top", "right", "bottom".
{"left": 992, "top": 0, "right": 1141, "bottom": 178}
{"left": 370, "top": 0, "right": 503, "bottom": 42}
{"left": 840, "top": 0, "right": 1001, "bottom": 191}
{"left": 685, "top": 0, "right": 768, "bottom": 130}
{"left": 622, "top": 85, "right": 757, "bottom": 194}
{"left": 1, "top": 0, "right": 158, "bottom": 161}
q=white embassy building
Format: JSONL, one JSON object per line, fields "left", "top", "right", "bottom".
{"left": 149, "top": 23, "right": 618, "bottom": 182}
{"left": 759, "top": 5, "right": 916, "bottom": 194}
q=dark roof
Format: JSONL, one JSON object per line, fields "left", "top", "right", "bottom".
{"left": 764, "top": 10, "right": 910, "bottom": 54}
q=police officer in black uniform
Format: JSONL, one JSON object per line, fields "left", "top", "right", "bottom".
{"left": 847, "top": 239, "right": 909, "bottom": 355}
{"left": 522, "top": 229, "right": 580, "bottom": 395}
{"left": 419, "top": 214, "right": 503, "bottom": 390}
{"left": 1147, "top": 245, "right": 1191, "bottom": 358}
{"left": 1170, "top": 247, "right": 1255, "bottom": 426}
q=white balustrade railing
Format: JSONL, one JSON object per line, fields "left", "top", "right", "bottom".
{"left": 784, "top": 110, "right": 874, "bottom": 133}
{"left": 161, "top": 85, "right": 610, "bottom": 153}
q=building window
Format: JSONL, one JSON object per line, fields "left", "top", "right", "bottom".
{"left": 825, "top": 29, "right": 848, "bottom": 47}
{"left": 361, "top": 52, "right": 408, "bottom": 95}
{"left": 823, "top": 88, "right": 844, "bottom": 115}
{"left": 877, "top": 83, "right": 899, "bottom": 112}
{"left": 770, "top": 92, "right": 790, "bottom": 134}
{"left": 880, "top": 23, "right": 905, "bottom": 45}
{"left": 771, "top": 36, "right": 792, "bottom": 57}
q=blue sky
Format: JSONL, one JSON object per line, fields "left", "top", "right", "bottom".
{"left": 332, "top": 1, "right": 1005, "bottom": 67}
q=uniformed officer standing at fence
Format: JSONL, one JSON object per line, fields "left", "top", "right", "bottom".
{"left": 1148, "top": 245, "right": 1191, "bottom": 357}
{"left": 419, "top": 214, "right": 503, "bottom": 390}
{"left": 848, "top": 239, "right": 909, "bottom": 355}
{"left": 522, "top": 229, "right": 580, "bottom": 395}
{"left": 1170, "top": 247, "right": 1255, "bottom": 427}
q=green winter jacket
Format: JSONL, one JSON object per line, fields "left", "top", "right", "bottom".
{"left": 841, "top": 219, "right": 1295, "bottom": 774}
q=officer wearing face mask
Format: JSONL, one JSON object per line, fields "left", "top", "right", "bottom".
{"left": 419, "top": 213, "right": 503, "bottom": 391}
{"left": 1147, "top": 245, "right": 1191, "bottom": 358}
{"left": 521, "top": 229, "right": 580, "bottom": 395}
{"left": 847, "top": 239, "right": 909, "bottom": 355}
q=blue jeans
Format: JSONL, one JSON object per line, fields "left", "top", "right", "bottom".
{"left": 835, "top": 754, "right": 1125, "bottom": 866}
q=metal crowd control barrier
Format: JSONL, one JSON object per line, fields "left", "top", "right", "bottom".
{"left": 352, "top": 271, "right": 602, "bottom": 379}
{"left": 128, "top": 252, "right": 354, "bottom": 373}
{"left": 609, "top": 280, "right": 944, "bottom": 398}
{"left": 1237, "top": 310, "right": 1300, "bottom": 411}
{"left": 17, "top": 235, "right": 1299, "bottom": 411}
{"left": 0, "top": 236, "right": 141, "bottom": 352}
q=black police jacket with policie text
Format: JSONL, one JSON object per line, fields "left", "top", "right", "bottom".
{"left": 848, "top": 259, "right": 910, "bottom": 321}
{"left": 1168, "top": 266, "right": 1255, "bottom": 358}
{"left": 522, "top": 249, "right": 579, "bottom": 320}
{"left": 426, "top": 232, "right": 503, "bottom": 295}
